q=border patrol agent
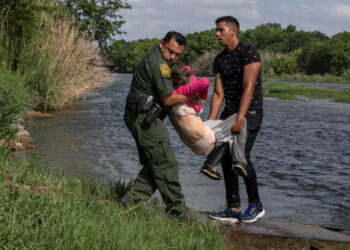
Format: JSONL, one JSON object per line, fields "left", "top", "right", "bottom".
{"left": 122, "top": 32, "right": 194, "bottom": 216}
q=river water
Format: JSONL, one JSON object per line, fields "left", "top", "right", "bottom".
{"left": 26, "top": 73, "right": 350, "bottom": 232}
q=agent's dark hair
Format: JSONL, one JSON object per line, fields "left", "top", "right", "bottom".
{"left": 172, "top": 68, "right": 192, "bottom": 88}
{"left": 162, "top": 31, "right": 187, "bottom": 47}
{"left": 215, "top": 16, "right": 240, "bottom": 34}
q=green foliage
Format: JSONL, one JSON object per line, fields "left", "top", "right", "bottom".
{"left": 239, "top": 23, "right": 329, "bottom": 53}
{"left": 266, "top": 72, "right": 350, "bottom": 83}
{"left": 20, "top": 45, "right": 56, "bottom": 111}
{"left": 264, "top": 83, "right": 350, "bottom": 104}
{"left": 1, "top": 0, "right": 113, "bottom": 111}
{"left": 59, "top": 0, "right": 131, "bottom": 48}
{"left": 101, "top": 22, "right": 348, "bottom": 79}
{"left": 103, "top": 38, "right": 159, "bottom": 72}
{"left": 0, "top": 91, "right": 21, "bottom": 140}
{"left": 270, "top": 49, "right": 302, "bottom": 75}
{"left": 0, "top": 0, "right": 61, "bottom": 109}
{"left": 182, "top": 29, "right": 221, "bottom": 65}
{"left": 0, "top": 0, "right": 40, "bottom": 70}
{"left": 298, "top": 32, "right": 350, "bottom": 75}
{"left": 103, "top": 29, "right": 221, "bottom": 73}
{"left": 0, "top": 149, "right": 226, "bottom": 249}
{"left": 327, "top": 32, "right": 350, "bottom": 75}
{"left": 0, "top": 68, "right": 31, "bottom": 108}
{"left": 105, "top": 178, "right": 133, "bottom": 201}
{"left": 0, "top": 69, "right": 29, "bottom": 140}
{"left": 240, "top": 23, "right": 287, "bottom": 52}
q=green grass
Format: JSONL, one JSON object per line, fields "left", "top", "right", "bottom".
{"left": 0, "top": 69, "right": 31, "bottom": 140}
{"left": 263, "top": 83, "right": 350, "bottom": 104}
{"left": 0, "top": 148, "right": 225, "bottom": 249}
{"left": 0, "top": 68, "right": 31, "bottom": 109}
{"left": 265, "top": 73, "right": 350, "bottom": 84}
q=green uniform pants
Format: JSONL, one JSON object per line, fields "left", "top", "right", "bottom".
{"left": 122, "top": 109, "right": 185, "bottom": 215}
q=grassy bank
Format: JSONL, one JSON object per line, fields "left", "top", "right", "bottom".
{"left": 265, "top": 73, "right": 350, "bottom": 83}
{"left": 0, "top": 148, "right": 225, "bottom": 249}
{"left": 263, "top": 83, "right": 350, "bottom": 103}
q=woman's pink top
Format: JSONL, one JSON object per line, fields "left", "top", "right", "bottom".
{"left": 173, "top": 66, "right": 209, "bottom": 113}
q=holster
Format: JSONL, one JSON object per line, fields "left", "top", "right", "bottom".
{"left": 126, "top": 92, "right": 148, "bottom": 113}
{"left": 126, "top": 92, "right": 168, "bottom": 126}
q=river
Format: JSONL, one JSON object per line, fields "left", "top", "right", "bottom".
{"left": 26, "top": 73, "right": 350, "bottom": 232}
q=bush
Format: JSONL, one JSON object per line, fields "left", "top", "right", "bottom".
{"left": 0, "top": 91, "right": 21, "bottom": 140}
{"left": 269, "top": 49, "right": 301, "bottom": 75}
{"left": 298, "top": 32, "right": 350, "bottom": 76}
{"left": 103, "top": 38, "right": 159, "bottom": 73}
{"left": 0, "top": 69, "right": 29, "bottom": 140}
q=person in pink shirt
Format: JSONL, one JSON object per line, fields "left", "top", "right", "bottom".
{"left": 173, "top": 65, "right": 208, "bottom": 113}
{"left": 169, "top": 66, "right": 248, "bottom": 180}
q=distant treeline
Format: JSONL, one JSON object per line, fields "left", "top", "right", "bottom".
{"left": 103, "top": 23, "right": 350, "bottom": 77}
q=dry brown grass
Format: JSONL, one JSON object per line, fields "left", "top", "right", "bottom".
{"left": 21, "top": 11, "right": 112, "bottom": 110}
{"left": 41, "top": 13, "right": 112, "bottom": 109}
{"left": 189, "top": 50, "right": 219, "bottom": 76}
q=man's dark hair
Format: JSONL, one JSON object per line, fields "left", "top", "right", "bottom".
{"left": 162, "top": 31, "right": 187, "bottom": 46}
{"left": 215, "top": 16, "right": 240, "bottom": 34}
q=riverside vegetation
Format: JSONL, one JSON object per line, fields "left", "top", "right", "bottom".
{"left": 102, "top": 22, "right": 349, "bottom": 103}
{"left": 263, "top": 83, "right": 350, "bottom": 104}
{"left": 0, "top": 1, "right": 226, "bottom": 248}
{"left": 0, "top": 148, "right": 225, "bottom": 249}
{"left": 104, "top": 24, "right": 350, "bottom": 81}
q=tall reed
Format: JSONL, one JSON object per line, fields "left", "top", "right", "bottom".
{"left": 18, "top": 12, "right": 112, "bottom": 111}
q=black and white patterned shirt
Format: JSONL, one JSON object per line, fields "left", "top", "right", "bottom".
{"left": 213, "top": 42, "right": 263, "bottom": 114}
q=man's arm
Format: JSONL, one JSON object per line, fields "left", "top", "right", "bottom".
{"left": 232, "top": 62, "right": 261, "bottom": 132}
{"left": 208, "top": 73, "right": 225, "bottom": 120}
{"left": 161, "top": 93, "right": 196, "bottom": 106}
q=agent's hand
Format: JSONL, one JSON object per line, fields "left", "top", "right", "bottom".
{"left": 232, "top": 116, "right": 244, "bottom": 132}
{"left": 188, "top": 94, "right": 200, "bottom": 102}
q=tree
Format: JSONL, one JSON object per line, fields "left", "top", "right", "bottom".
{"left": 240, "top": 23, "right": 287, "bottom": 51}
{"left": 327, "top": 32, "right": 350, "bottom": 75}
{"left": 59, "top": 0, "right": 131, "bottom": 49}
{"left": 103, "top": 38, "right": 159, "bottom": 72}
{"left": 182, "top": 29, "right": 221, "bottom": 65}
{"left": 298, "top": 32, "right": 350, "bottom": 75}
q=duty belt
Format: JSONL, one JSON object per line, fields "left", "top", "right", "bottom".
{"left": 125, "top": 92, "right": 167, "bottom": 126}
{"left": 125, "top": 92, "right": 152, "bottom": 113}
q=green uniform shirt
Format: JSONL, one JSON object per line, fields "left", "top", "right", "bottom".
{"left": 129, "top": 45, "right": 173, "bottom": 102}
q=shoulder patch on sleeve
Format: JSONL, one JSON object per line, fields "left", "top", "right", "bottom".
{"left": 160, "top": 63, "right": 171, "bottom": 78}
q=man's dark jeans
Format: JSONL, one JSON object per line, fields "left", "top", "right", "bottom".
{"left": 205, "top": 108, "right": 263, "bottom": 208}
